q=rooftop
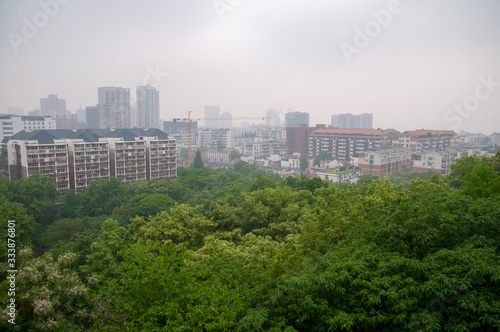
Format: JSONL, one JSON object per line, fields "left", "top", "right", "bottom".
{"left": 399, "top": 129, "right": 456, "bottom": 137}
{"left": 2, "top": 128, "right": 171, "bottom": 144}
{"left": 310, "top": 128, "right": 399, "bottom": 137}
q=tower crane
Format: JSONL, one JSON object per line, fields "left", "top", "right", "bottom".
{"left": 173, "top": 112, "right": 267, "bottom": 166}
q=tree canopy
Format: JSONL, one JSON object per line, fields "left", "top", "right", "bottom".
{"left": 1, "top": 152, "right": 499, "bottom": 330}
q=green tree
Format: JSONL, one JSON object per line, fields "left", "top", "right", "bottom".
{"left": 447, "top": 155, "right": 482, "bottom": 189}
{"left": 80, "top": 177, "right": 127, "bottom": 217}
{"left": 0, "top": 201, "right": 35, "bottom": 262}
{"left": 10, "top": 174, "right": 60, "bottom": 225}
{"left": 41, "top": 218, "right": 85, "bottom": 251}
{"left": 229, "top": 149, "right": 241, "bottom": 161}
{"left": 60, "top": 190, "right": 82, "bottom": 218}
{"left": 299, "top": 157, "right": 309, "bottom": 171}
{"left": 193, "top": 150, "right": 204, "bottom": 169}
{"left": 313, "top": 151, "right": 330, "bottom": 167}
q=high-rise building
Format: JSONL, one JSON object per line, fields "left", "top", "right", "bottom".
{"left": 85, "top": 106, "right": 100, "bottom": 129}
{"left": 220, "top": 112, "right": 233, "bottom": 129}
{"left": 136, "top": 85, "right": 160, "bottom": 129}
{"left": 266, "top": 109, "right": 281, "bottom": 127}
{"left": 40, "top": 94, "right": 66, "bottom": 114}
{"left": 204, "top": 106, "right": 220, "bottom": 129}
{"left": 331, "top": 113, "right": 373, "bottom": 129}
{"left": 77, "top": 108, "right": 87, "bottom": 129}
{"left": 98, "top": 87, "right": 131, "bottom": 129}
{"left": 285, "top": 112, "right": 309, "bottom": 128}
{"left": 360, "top": 113, "right": 373, "bottom": 129}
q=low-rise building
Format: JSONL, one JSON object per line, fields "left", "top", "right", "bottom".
{"left": 0, "top": 115, "right": 56, "bottom": 141}
{"left": 309, "top": 128, "right": 398, "bottom": 161}
{"left": 412, "top": 148, "right": 459, "bottom": 175}
{"left": 358, "top": 148, "right": 412, "bottom": 176}
{"left": 203, "top": 149, "right": 231, "bottom": 165}
{"left": 315, "top": 167, "right": 363, "bottom": 184}
{"left": 393, "top": 129, "right": 458, "bottom": 152}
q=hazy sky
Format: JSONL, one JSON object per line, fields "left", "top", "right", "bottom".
{"left": 1, "top": 0, "right": 499, "bottom": 133}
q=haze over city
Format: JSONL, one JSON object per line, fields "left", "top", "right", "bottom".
{"left": 1, "top": 0, "right": 499, "bottom": 133}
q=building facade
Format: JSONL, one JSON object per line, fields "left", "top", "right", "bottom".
{"left": 412, "top": 148, "right": 458, "bottom": 175}
{"left": 286, "top": 124, "right": 325, "bottom": 155}
{"left": 163, "top": 121, "right": 198, "bottom": 134}
{"left": 2, "top": 129, "right": 176, "bottom": 194}
{"left": 136, "top": 85, "right": 160, "bottom": 129}
{"left": 393, "top": 130, "right": 458, "bottom": 152}
{"left": 98, "top": 87, "right": 131, "bottom": 129}
{"left": 0, "top": 115, "right": 56, "bottom": 141}
{"left": 358, "top": 148, "right": 412, "bottom": 176}
{"left": 40, "top": 94, "right": 66, "bottom": 114}
{"left": 309, "top": 128, "right": 398, "bottom": 161}
{"left": 331, "top": 113, "right": 373, "bottom": 129}
{"left": 285, "top": 112, "right": 309, "bottom": 128}
{"left": 203, "top": 149, "right": 231, "bottom": 165}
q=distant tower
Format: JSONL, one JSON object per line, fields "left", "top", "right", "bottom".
{"left": 266, "top": 109, "right": 280, "bottom": 127}
{"left": 85, "top": 106, "right": 100, "bottom": 129}
{"left": 285, "top": 112, "right": 309, "bottom": 128}
{"left": 136, "top": 86, "right": 160, "bottom": 129}
{"left": 40, "top": 94, "right": 66, "bottom": 114}
{"left": 220, "top": 112, "right": 233, "bottom": 129}
{"left": 77, "top": 108, "right": 87, "bottom": 129}
{"left": 204, "top": 105, "right": 220, "bottom": 129}
{"left": 332, "top": 113, "right": 372, "bottom": 129}
{"left": 360, "top": 113, "right": 373, "bottom": 129}
{"left": 98, "top": 87, "right": 130, "bottom": 129}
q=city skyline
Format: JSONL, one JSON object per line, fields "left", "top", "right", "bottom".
{"left": 1, "top": 0, "right": 499, "bottom": 134}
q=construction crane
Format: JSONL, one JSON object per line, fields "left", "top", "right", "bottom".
{"left": 173, "top": 112, "right": 267, "bottom": 166}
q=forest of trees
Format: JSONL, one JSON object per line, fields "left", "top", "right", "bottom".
{"left": 0, "top": 151, "right": 499, "bottom": 331}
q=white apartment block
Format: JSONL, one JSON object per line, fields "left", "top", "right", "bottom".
{"left": 2, "top": 129, "right": 176, "bottom": 194}
{"left": 0, "top": 115, "right": 55, "bottom": 141}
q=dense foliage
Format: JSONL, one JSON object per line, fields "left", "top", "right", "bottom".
{"left": 0, "top": 151, "right": 499, "bottom": 331}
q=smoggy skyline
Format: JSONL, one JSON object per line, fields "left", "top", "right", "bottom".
{"left": 1, "top": 0, "right": 499, "bottom": 133}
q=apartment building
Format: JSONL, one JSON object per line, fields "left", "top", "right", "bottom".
{"left": 0, "top": 115, "right": 56, "bottom": 141}
{"left": 195, "top": 129, "right": 234, "bottom": 150}
{"left": 309, "top": 128, "right": 398, "bottom": 161}
{"left": 393, "top": 129, "right": 458, "bottom": 152}
{"left": 412, "top": 148, "right": 459, "bottom": 175}
{"left": 203, "top": 149, "right": 231, "bottom": 165}
{"left": 358, "top": 148, "right": 412, "bottom": 176}
{"left": 2, "top": 128, "right": 176, "bottom": 194}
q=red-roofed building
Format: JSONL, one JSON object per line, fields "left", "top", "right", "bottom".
{"left": 308, "top": 128, "right": 399, "bottom": 161}
{"left": 392, "top": 129, "right": 458, "bottom": 152}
